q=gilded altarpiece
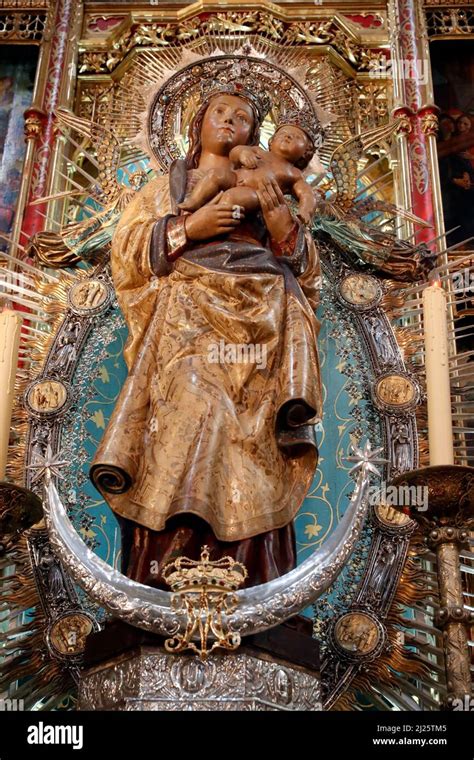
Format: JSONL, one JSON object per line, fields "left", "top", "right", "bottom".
{"left": 1, "top": 1, "right": 471, "bottom": 713}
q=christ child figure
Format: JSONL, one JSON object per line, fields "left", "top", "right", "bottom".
{"left": 179, "top": 122, "right": 318, "bottom": 225}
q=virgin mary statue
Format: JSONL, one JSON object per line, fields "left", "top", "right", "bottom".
{"left": 90, "top": 70, "right": 323, "bottom": 588}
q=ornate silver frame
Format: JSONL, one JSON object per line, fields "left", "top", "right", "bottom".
{"left": 22, "top": 247, "right": 419, "bottom": 705}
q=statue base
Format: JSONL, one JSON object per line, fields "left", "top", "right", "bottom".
{"left": 78, "top": 618, "right": 321, "bottom": 711}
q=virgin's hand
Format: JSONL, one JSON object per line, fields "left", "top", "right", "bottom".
{"left": 184, "top": 201, "right": 244, "bottom": 241}
{"left": 256, "top": 177, "right": 295, "bottom": 242}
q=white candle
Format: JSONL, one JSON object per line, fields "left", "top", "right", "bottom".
{"left": 0, "top": 308, "right": 22, "bottom": 479}
{"left": 422, "top": 282, "right": 454, "bottom": 466}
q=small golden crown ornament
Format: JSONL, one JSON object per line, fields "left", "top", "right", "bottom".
{"left": 163, "top": 545, "right": 248, "bottom": 594}
{"left": 163, "top": 546, "right": 248, "bottom": 659}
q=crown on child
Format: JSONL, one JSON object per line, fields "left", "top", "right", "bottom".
{"left": 276, "top": 107, "right": 324, "bottom": 149}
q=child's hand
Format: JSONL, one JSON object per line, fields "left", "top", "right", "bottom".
{"left": 238, "top": 147, "right": 260, "bottom": 169}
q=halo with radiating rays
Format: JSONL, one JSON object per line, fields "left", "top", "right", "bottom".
{"left": 109, "top": 36, "right": 353, "bottom": 173}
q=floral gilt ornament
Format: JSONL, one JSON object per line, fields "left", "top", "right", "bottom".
{"left": 163, "top": 546, "right": 248, "bottom": 659}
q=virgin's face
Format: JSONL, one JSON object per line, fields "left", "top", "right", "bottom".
{"left": 200, "top": 95, "right": 255, "bottom": 155}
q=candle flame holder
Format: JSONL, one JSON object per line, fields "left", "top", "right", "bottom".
{"left": 391, "top": 465, "right": 474, "bottom": 706}
{"left": 0, "top": 482, "right": 43, "bottom": 557}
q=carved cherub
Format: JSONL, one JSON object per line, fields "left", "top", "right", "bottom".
{"left": 179, "top": 123, "right": 318, "bottom": 225}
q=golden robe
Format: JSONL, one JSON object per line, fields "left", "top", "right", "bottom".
{"left": 91, "top": 163, "right": 322, "bottom": 561}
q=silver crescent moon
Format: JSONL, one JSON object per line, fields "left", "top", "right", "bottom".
{"left": 43, "top": 465, "right": 370, "bottom": 637}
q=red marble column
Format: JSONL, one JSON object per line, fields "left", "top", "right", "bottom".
{"left": 20, "top": 0, "right": 79, "bottom": 241}
{"left": 391, "top": 0, "right": 439, "bottom": 248}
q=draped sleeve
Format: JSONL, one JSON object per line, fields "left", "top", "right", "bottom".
{"left": 269, "top": 220, "right": 322, "bottom": 314}
{"left": 111, "top": 175, "right": 173, "bottom": 368}
{"left": 297, "top": 227, "right": 322, "bottom": 315}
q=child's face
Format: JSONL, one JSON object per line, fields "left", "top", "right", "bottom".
{"left": 270, "top": 125, "right": 310, "bottom": 164}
